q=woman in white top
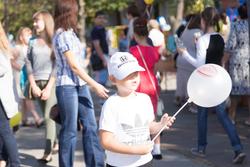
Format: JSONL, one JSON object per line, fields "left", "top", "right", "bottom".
{"left": 175, "top": 14, "right": 202, "bottom": 112}
{"left": 177, "top": 7, "right": 245, "bottom": 164}
{"left": 0, "top": 22, "right": 20, "bottom": 167}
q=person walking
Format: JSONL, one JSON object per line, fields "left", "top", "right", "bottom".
{"left": 223, "top": 3, "right": 250, "bottom": 125}
{"left": 90, "top": 11, "right": 109, "bottom": 86}
{"left": 0, "top": 22, "right": 20, "bottom": 167}
{"left": 129, "top": 17, "right": 163, "bottom": 159}
{"left": 175, "top": 14, "right": 202, "bottom": 113}
{"left": 177, "top": 7, "right": 246, "bottom": 164}
{"left": 53, "top": 0, "right": 109, "bottom": 166}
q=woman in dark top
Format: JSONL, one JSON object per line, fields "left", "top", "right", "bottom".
{"left": 177, "top": 7, "right": 245, "bottom": 164}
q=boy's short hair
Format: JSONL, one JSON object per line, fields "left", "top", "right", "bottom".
{"left": 108, "top": 52, "right": 144, "bottom": 80}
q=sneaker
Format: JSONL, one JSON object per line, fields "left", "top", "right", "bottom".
{"left": 152, "top": 154, "right": 163, "bottom": 160}
{"left": 189, "top": 106, "right": 198, "bottom": 114}
{"left": 233, "top": 152, "right": 246, "bottom": 164}
{"left": 244, "top": 119, "right": 250, "bottom": 127}
{"left": 190, "top": 148, "right": 206, "bottom": 157}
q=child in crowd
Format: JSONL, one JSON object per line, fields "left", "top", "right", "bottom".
{"left": 11, "top": 27, "right": 43, "bottom": 127}
{"left": 118, "top": 27, "right": 129, "bottom": 52}
{"left": 99, "top": 52, "right": 174, "bottom": 167}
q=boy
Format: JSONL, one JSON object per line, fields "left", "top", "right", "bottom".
{"left": 99, "top": 52, "right": 174, "bottom": 167}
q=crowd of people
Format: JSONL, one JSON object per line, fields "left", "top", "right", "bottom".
{"left": 0, "top": 0, "right": 249, "bottom": 166}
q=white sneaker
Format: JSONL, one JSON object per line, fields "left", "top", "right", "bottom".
{"left": 189, "top": 107, "right": 197, "bottom": 114}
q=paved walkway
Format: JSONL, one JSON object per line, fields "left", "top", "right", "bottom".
{"left": 15, "top": 127, "right": 212, "bottom": 167}
{"left": 14, "top": 77, "right": 250, "bottom": 166}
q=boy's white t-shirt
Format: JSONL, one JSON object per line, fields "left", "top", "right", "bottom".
{"left": 99, "top": 92, "right": 155, "bottom": 167}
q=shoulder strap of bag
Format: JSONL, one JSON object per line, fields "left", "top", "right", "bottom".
{"left": 27, "top": 37, "right": 36, "bottom": 67}
{"left": 136, "top": 45, "right": 159, "bottom": 99}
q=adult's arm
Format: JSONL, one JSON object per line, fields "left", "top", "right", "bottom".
{"left": 181, "top": 36, "right": 207, "bottom": 67}
{"left": 92, "top": 40, "right": 107, "bottom": 67}
{"left": 64, "top": 50, "right": 109, "bottom": 98}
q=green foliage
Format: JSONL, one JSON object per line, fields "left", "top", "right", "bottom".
{"left": 0, "top": 0, "right": 54, "bottom": 35}
{"left": 185, "top": 0, "right": 204, "bottom": 14}
{"left": 85, "top": 0, "right": 133, "bottom": 18}
{"left": 1, "top": 0, "right": 132, "bottom": 35}
{"left": 185, "top": 0, "right": 215, "bottom": 14}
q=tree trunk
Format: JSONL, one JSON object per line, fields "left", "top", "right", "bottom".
{"left": 78, "top": 0, "right": 86, "bottom": 44}
{"left": 173, "top": 0, "right": 184, "bottom": 32}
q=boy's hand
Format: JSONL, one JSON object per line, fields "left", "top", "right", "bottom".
{"left": 160, "top": 113, "right": 175, "bottom": 129}
{"left": 132, "top": 141, "right": 154, "bottom": 155}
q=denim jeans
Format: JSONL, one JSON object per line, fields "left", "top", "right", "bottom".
{"left": 56, "top": 85, "right": 104, "bottom": 167}
{"left": 197, "top": 102, "right": 243, "bottom": 152}
{"left": 0, "top": 101, "right": 20, "bottom": 167}
{"left": 0, "top": 139, "right": 8, "bottom": 161}
{"left": 93, "top": 68, "right": 108, "bottom": 86}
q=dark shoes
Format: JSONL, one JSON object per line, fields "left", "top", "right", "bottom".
{"left": 37, "top": 154, "right": 52, "bottom": 164}
{"left": 190, "top": 148, "right": 206, "bottom": 157}
{"left": 152, "top": 154, "right": 163, "bottom": 160}
{"left": 37, "top": 157, "right": 52, "bottom": 164}
{"left": 52, "top": 143, "right": 59, "bottom": 154}
{"left": 233, "top": 152, "right": 246, "bottom": 164}
{"left": 35, "top": 119, "right": 44, "bottom": 128}
{"left": 191, "top": 147, "right": 246, "bottom": 164}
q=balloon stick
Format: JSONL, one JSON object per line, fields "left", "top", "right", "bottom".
{"left": 152, "top": 99, "right": 192, "bottom": 142}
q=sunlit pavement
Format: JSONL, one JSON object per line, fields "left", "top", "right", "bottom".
{"left": 15, "top": 76, "right": 249, "bottom": 166}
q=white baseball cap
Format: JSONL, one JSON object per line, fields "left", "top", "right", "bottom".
{"left": 108, "top": 52, "right": 145, "bottom": 80}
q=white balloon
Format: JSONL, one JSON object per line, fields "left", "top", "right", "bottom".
{"left": 187, "top": 64, "right": 232, "bottom": 107}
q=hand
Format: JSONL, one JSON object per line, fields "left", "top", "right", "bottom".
{"left": 31, "top": 85, "right": 42, "bottom": 97}
{"left": 41, "top": 87, "right": 51, "bottom": 100}
{"left": 83, "top": 59, "right": 90, "bottom": 68}
{"left": 194, "top": 37, "right": 199, "bottom": 44}
{"left": 93, "top": 83, "right": 109, "bottom": 99}
{"left": 102, "top": 59, "right": 107, "bottom": 67}
{"left": 160, "top": 113, "right": 175, "bottom": 129}
{"left": 176, "top": 47, "right": 186, "bottom": 55}
{"left": 132, "top": 141, "right": 154, "bottom": 155}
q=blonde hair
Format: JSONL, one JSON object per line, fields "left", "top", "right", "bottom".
{"left": 33, "top": 10, "right": 54, "bottom": 45}
{"left": 0, "top": 22, "right": 10, "bottom": 55}
{"left": 16, "top": 27, "right": 32, "bottom": 45}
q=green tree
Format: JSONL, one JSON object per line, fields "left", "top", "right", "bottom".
{"left": 185, "top": 0, "right": 215, "bottom": 14}
{"left": 0, "top": 0, "right": 132, "bottom": 41}
{"left": 0, "top": 0, "right": 54, "bottom": 35}
{"left": 85, "top": 0, "right": 132, "bottom": 18}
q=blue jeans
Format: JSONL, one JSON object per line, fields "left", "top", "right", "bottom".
{"left": 197, "top": 102, "right": 243, "bottom": 152}
{"left": 0, "top": 101, "right": 20, "bottom": 167}
{"left": 56, "top": 85, "right": 104, "bottom": 167}
{"left": 94, "top": 68, "right": 108, "bottom": 86}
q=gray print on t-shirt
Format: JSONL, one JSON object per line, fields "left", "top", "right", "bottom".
{"left": 120, "top": 114, "right": 151, "bottom": 145}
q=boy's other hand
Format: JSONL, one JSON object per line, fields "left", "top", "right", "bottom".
{"left": 132, "top": 141, "right": 154, "bottom": 155}
{"left": 160, "top": 113, "right": 175, "bottom": 129}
